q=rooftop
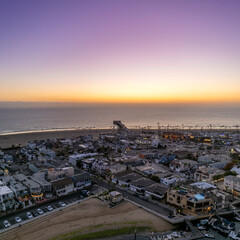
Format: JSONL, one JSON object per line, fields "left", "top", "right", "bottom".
{"left": 0, "top": 186, "right": 13, "bottom": 196}
{"left": 131, "top": 177, "right": 155, "bottom": 188}
{"left": 191, "top": 182, "right": 216, "bottom": 190}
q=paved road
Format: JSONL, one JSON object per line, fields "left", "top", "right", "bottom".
{"left": 0, "top": 185, "right": 98, "bottom": 231}
{"left": 94, "top": 178, "right": 172, "bottom": 218}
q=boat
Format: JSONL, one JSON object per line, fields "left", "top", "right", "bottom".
{"left": 200, "top": 219, "right": 209, "bottom": 225}
{"left": 220, "top": 217, "right": 236, "bottom": 230}
{"left": 197, "top": 223, "right": 206, "bottom": 230}
{"left": 172, "top": 232, "right": 181, "bottom": 238}
{"left": 229, "top": 231, "right": 240, "bottom": 240}
{"left": 205, "top": 233, "right": 215, "bottom": 239}
{"left": 211, "top": 219, "right": 221, "bottom": 230}
{"left": 216, "top": 225, "right": 231, "bottom": 235}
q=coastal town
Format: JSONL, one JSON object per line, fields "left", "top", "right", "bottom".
{"left": 1, "top": 121, "right": 240, "bottom": 239}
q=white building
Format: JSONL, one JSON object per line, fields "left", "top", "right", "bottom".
{"left": 69, "top": 153, "right": 98, "bottom": 166}
{"left": 0, "top": 184, "right": 15, "bottom": 212}
{"left": 224, "top": 175, "right": 240, "bottom": 196}
{"left": 161, "top": 175, "right": 178, "bottom": 187}
{"left": 231, "top": 166, "right": 240, "bottom": 175}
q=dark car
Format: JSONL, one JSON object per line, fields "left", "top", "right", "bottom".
{"left": 81, "top": 190, "right": 90, "bottom": 196}
{"left": 32, "top": 211, "right": 38, "bottom": 217}
{"left": 78, "top": 195, "right": 84, "bottom": 199}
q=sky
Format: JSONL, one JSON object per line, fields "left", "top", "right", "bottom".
{"left": 0, "top": 0, "right": 240, "bottom": 104}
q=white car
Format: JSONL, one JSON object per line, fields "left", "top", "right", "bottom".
{"left": 26, "top": 212, "right": 33, "bottom": 219}
{"left": 59, "top": 201, "right": 66, "bottom": 207}
{"left": 15, "top": 216, "right": 22, "bottom": 223}
{"left": 3, "top": 220, "right": 10, "bottom": 228}
{"left": 37, "top": 208, "right": 44, "bottom": 215}
{"left": 46, "top": 205, "right": 53, "bottom": 211}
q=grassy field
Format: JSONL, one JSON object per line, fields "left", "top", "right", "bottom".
{"left": 51, "top": 223, "right": 154, "bottom": 240}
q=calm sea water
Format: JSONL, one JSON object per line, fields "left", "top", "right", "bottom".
{"left": 0, "top": 105, "right": 240, "bottom": 135}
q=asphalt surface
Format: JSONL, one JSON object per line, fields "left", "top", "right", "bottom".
{"left": 94, "top": 178, "right": 171, "bottom": 217}
{"left": 0, "top": 179, "right": 172, "bottom": 232}
{"left": 0, "top": 185, "right": 98, "bottom": 231}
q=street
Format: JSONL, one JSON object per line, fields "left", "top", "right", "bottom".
{"left": 94, "top": 178, "right": 172, "bottom": 217}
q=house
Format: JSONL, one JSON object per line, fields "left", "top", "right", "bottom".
{"left": 112, "top": 171, "right": 141, "bottom": 187}
{"left": 145, "top": 183, "right": 168, "bottom": 200}
{"left": 109, "top": 191, "right": 123, "bottom": 203}
{"left": 197, "top": 155, "right": 212, "bottom": 164}
{"left": 48, "top": 167, "right": 74, "bottom": 181}
{"left": 194, "top": 166, "right": 225, "bottom": 183}
{"left": 31, "top": 172, "right": 52, "bottom": 198}
{"left": 38, "top": 146, "right": 56, "bottom": 158}
{"left": 129, "top": 177, "right": 155, "bottom": 193}
{"left": 71, "top": 172, "right": 91, "bottom": 189}
{"left": 108, "top": 164, "right": 126, "bottom": 174}
{"left": 230, "top": 166, "right": 240, "bottom": 175}
{"left": 167, "top": 188, "right": 213, "bottom": 214}
{"left": 7, "top": 176, "right": 30, "bottom": 207}
{"left": 224, "top": 175, "right": 240, "bottom": 196}
{"left": 161, "top": 175, "right": 179, "bottom": 187}
{"left": 51, "top": 177, "right": 74, "bottom": 197}
{"left": 155, "top": 154, "right": 176, "bottom": 164}
{"left": 0, "top": 182, "right": 15, "bottom": 212}
{"left": 69, "top": 153, "right": 98, "bottom": 166}
{"left": 169, "top": 159, "right": 196, "bottom": 172}
{"left": 14, "top": 174, "right": 43, "bottom": 202}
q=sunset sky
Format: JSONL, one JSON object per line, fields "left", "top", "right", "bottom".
{"left": 1, "top": 0, "right": 240, "bottom": 104}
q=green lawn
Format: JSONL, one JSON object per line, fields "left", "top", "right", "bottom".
{"left": 52, "top": 225, "right": 153, "bottom": 240}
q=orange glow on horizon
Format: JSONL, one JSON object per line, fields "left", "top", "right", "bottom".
{"left": 2, "top": 91, "right": 240, "bottom": 104}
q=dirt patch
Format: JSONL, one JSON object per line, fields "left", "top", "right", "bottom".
{"left": 0, "top": 198, "right": 174, "bottom": 240}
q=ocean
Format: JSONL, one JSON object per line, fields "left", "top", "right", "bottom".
{"left": 0, "top": 104, "right": 240, "bottom": 135}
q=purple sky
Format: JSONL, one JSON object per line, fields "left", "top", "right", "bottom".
{"left": 1, "top": 0, "right": 240, "bottom": 103}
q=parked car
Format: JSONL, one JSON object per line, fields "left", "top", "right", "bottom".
{"left": 32, "top": 211, "right": 38, "bottom": 217}
{"left": 37, "top": 208, "right": 44, "bottom": 215}
{"left": 26, "top": 212, "right": 33, "bottom": 219}
{"left": 78, "top": 194, "right": 84, "bottom": 199}
{"left": 59, "top": 201, "right": 66, "bottom": 207}
{"left": 81, "top": 190, "right": 90, "bottom": 196}
{"left": 3, "top": 220, "right": 10, "bottom": 228}
{"left": 46, "top": 205, "right": 53, "bottom": 211}
{"left": 15, "top": 216, "right": 22, "bottom": 223}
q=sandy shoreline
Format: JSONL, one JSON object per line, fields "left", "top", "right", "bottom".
{"left": 0, "top": 129, "right": 115, "bottom": 149}
{"left": 0, "top": 198, "right": 174, "bottom": 240}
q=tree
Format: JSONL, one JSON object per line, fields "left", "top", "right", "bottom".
{"left": 150, "top": 175, "right": 160, "bottom": 183}
{"left": 207, "top": 146, "right": 212, "bottom": 151}
{"left": 224, "top": 161, "right": 235, "bottom": 171}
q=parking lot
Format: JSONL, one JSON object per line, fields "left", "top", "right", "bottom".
{"left": 0, "top": 186, "right": 98, "bottom": 231}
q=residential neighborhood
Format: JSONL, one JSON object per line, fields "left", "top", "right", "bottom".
{"left": 1, "top": 121, "right": 240, "bottom": 238}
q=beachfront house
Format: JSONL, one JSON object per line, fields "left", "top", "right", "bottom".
{"left": 145, "top": 183, "right": 168, "bottom": 200}
{"left": 31, "top": 172, "right": 52, "bottom": 198}
{"left": 167, "top": 188, "right": 213, "bottom": 214}
{"left": 51, "top": 177, "right": 74, "bottom": 197}
{"left": 14, "top": 174, "right": 43, "bottom": 202}
{"left": 71, "top": 172, "right": 91, "bottom": 189}
{"left": 0, "top": 180, "right": 15, "bottom": 212}
{"left": 129, "top": 177, "right": 155, "bottom": 193}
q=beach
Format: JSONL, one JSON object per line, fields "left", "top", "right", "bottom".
{"left": 0, "top": 129, "right": 115, "bottom": 149}
{"left": 0, "top": 198, "right": 174, "bottom": 240}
